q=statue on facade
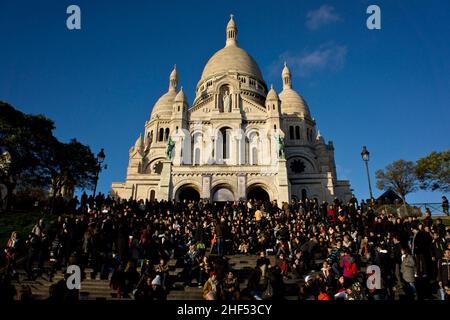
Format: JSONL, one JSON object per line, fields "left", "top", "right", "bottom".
{"left": 222, "top": 90, "right": 231, "bottom": 112}
{"left": 165, "top": 136, "right": 175, "bottom": 160}
{"left": 276, "top": 134, "right": 285, "bottom": 159}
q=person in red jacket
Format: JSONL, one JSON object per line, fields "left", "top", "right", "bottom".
{"left": 341, "top": 249, "right": 358, "bottom": 287}
{"left": 327, "top": 205, "right": 336, "bottom": 224}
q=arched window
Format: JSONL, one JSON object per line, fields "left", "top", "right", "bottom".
{"left": 244, "top": 136, "right": 250, "bottom": 164}
{"left": 307, "top": 128, "right": 312, "bottom": 142}
{"left": 192, "top": 133, "right": 202, "bottom": 165}
{"left": 176, "top": 126, "right": 179, "bottom": 133}
{"left": 165, "top": 128, "right": 170, "bottom": 141}
{"left": 295, "top": 126, "right": 300, "bottom": 140}
{"left": 159, "top": 128, "right": 164, "bottom": 142}
{"left": 149, "top": 190, "right": 155, "bottom": 201}
{"left": 289, "top": 126, "right": 294, "bottom": 140}
{"left": 273, "top": 124, "right": 277, "bottom": 131}
{"left": 220, "top": 127, "right": 231, "bottom": 160}
{"left": 249, "top": 132, "right": 259, "bottom": 165}
{"left": 148, "top": 130, "right": 153, "bottom": 144}
{"left": 178, "top": 105, "right": 180, "bottom": 112}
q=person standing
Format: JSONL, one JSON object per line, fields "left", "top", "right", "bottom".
{"left": 400, "top": 247, "right": 417, "bottom": 300}
{"left": 215, "top": 220, "right": 224, "bottom": 257}
{"left": 442, "top": 196, "right": 449, "bottom": 216}
{"left": 25, "top": 233, "right": 40, "bottom": 280}
{"left": 411, "top": 224, "right": 432, "bottom": 277}
{"left": 390, "top": 236, "right": 403, "bottom": 288}
{"left": 437, "top": 248, "right": 450, "bottom": 300}
{"left": 4, "top": 231, "right": 19, "bottom": 277}
{"left": 341, "top": 249, "right": 358, "bottom": 287}
{"left": 199, "top": 256, "right": 211, "bottom": 288}
{"left": 183, "top": 244, "right": 200, "bottom": 287}
{"left": 246, "top": 266, "right": 263, "bottom": 300}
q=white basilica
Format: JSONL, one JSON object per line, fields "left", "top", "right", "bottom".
{"left": 111, "top": 15, "right": 352, "bottom": 205}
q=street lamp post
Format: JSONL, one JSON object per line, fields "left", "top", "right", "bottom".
{"left": 361, "top": 146, "right": 374, "bottom": 200}
{"left": 93, "top": 148, "right": 106, "bottom": 198}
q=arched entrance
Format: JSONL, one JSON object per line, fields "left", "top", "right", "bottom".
{"left": 176, "top": 185, "right": 200, "bottom": 202}
{"left": 301, "top": 189, "right": 307, "bottom": 201}
{"left": 247, "top": 185, "right": 270, "bottom": 202}
{"left": 212, "top": 187, "right": 234, "bottom": 202}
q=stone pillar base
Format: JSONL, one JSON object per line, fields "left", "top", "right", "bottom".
{"left": 277, "top": 159, "right": 290, "bottom": 207}
{"left": 156, "top": 160, "right": 172, "bottom": 201}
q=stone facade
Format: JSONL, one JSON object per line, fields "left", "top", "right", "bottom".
{"left": 111, "top": 15, "right": 352, "bottom": 205}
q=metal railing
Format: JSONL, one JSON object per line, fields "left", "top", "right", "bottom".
{"left": 374, "top": 202, "right": 448, "bottom": 217}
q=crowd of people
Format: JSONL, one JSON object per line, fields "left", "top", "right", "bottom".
{"left": 1, "top": 192, "right": 450, "bottom": 301}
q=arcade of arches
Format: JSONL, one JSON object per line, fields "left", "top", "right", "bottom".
{"left": 176, "top": 184, "right": 271, "bottom": 203}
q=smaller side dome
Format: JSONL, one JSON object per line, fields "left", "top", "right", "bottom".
{"left": 266, "top": 84, "right": 279, "bottom": 101}
{"left": 150, "top": 91, "right": 177, "bottom": 118}
{"left": 150, "top": 66, "right": 180, "bottom": 118}
{"left": 174, "top": 86, "right": 187, "bottom": 103}
{"left": 279, "top": 88, "right": 311, "bottom": 117}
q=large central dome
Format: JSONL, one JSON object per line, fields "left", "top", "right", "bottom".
{"left": 198, "top": 15, "right": 265, "bottom": 86}
{"left": 200, "top": 45, "right": 264, "bottom": 83}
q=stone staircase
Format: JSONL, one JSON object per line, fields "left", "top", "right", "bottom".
{"left": 9, "top": 254, "right": 312, "bottom": 300}
{"left": 10, "top": 268, "right": 127, "bottom": 301}
{"left": 166, "top": 254, "right": 305, "bottom": 300}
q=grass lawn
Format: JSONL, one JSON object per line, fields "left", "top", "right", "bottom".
{"left": 419, "top": 215, "right": 450, "bottom": 225}
{"left": 438, "top": 216, "right": 450, "bottom": 226}
{"left": 0, "top": 211, "right": 48, "bottom": 249}
{"left": 0, "top": 210, "right": 54, "bottom": 268}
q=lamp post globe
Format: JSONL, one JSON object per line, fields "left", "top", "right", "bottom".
{"left": 97, "top": 148, "right": 105, "bottom": 163}
{"left": 361, "top": 146, "right": 370, "bottom": 162}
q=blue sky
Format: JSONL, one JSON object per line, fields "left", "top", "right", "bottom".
{"left": 0, "top": 0, "right": 449, "bottom": 204}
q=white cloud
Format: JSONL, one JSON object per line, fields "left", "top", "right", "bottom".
{"left": 268, "top": 42, "right": 347, "bottom": 78}
{"left": 306, "top": 5, "right": 342, "bottom": 30}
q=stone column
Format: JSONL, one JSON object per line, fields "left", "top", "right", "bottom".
{"left": 173, "top": 136, "right": 182, "bottom": 166}
{"left": 201, "top": 175, "right": 212, "bottom": 201}
{"left": 229, "top": 131, "right": 236, "bottom": 165}
{"left": 326, "top": 172, "right": 335, "bottom": 203}
{"left": 277, "top": 159, "right": 290, "bottom": 207}
{"left": 215, "top": 134, "right": 223, "bottom": 164}
{"left": 237, "top": 174, "right": 246, "bottom": 201}
{"left": 156, "top": 160, "right": 172, "bottom": 201}
{"left": 235, "top": 134, "right": 243, "bottom": 165}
